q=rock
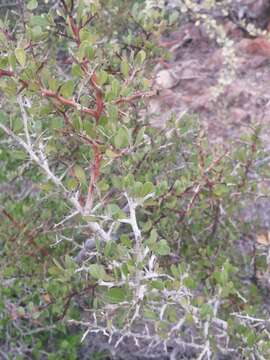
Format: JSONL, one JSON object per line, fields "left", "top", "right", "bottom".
{"left": 230, "top": 108, "right": 251, "bottom": 125}
{"left": 155, "top": 69, "right": 180, "bottom": 89}
{"left": 147, "top": 89, "right": 181, "bottom": 127}
{"left": 231, "top": 0, "right": 270, "bottom": 28}
{"left": 238, "top": 37, "right": 270, "bottom": 57}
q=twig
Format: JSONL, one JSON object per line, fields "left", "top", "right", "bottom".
{"left": 41, "top": 88, "right": 98, "bottom": 120}
{"left": 84, "top": 145, "right": 102, "bottom": 214}
{"left": 114, "top": 90, "right": 157, "bottom": 105}
{"left": 0, "top": 117, "right": 109, "bottom": 244}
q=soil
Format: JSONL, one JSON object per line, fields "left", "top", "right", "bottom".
{"left": 148, "top": 21, "right": 270, "bottom": 145}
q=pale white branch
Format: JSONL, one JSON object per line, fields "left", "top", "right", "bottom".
{"left": 0, "top": 117, "right": 110, "bottom": 244}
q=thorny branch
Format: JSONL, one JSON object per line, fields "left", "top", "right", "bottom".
{"left": 0, "top": 102, "right": 110, "bottom": 244}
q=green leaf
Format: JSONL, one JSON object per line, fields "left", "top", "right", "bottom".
{"left": 97, "top": 70, "right": 108, "bottom": 85}
{"left": 213, "top": 184, "right": 229, "bottom": 197}
{"left": 50, "top": 117, "right": 63, "bottom": 130}
{"left": 12, "top": 117, "right": 23, "bottom": 132}
{"left": 52, "top": 258, "right": 65, "bottom": 271}
{"left": 111, "top": 79, "right": 120, "bottom": 98}
{"left": 15, "top": 48, "right": 26, "bottom": 67}
{"left": 155, "top": 240, "right": 170, "bottom": 256}
{"left": 169, "top": 10, "right": 179, "bottom": 25}
{"left": 107, "top": 203, "right": 120, "bottom": 215}
{"left": 98, "top": 179, "right": 109, "bottom": 192}
{"left": 79, "top": 29, "right": 96, "bottom": 43}
{"left": 83, "top": 121, "right": 96, "bottom": 138}
{"left": 66, "top": 178, "right": 78, "bottom": 191}
{"left": 106, "top": 288, "right": 126, "bottom": 303}
{"left": 85, "top": 46, "right": 95, "bottom": 60}
{"left": 60, "top": 80, "right": 74, "bottom": 98}
{"left": 157, "top": 180, "right": 168, "bottom": 195}
{"left": 0, "top": 111, "right": 7, "bottom": 123}
{"left": 200, "top": 304, "right": 213, "bottom": 320}
{"left": 123, "top": 173, "right": 135, "bottom": 188}
{"left": 142, "top": 220, "right": 152, "bottom": 232}
{"left": 12, "top": 150, "right": 27, "bottom": 160}
{"left": 148, "top": 228, "right": 158, "bottom": 243}
{"left": 114, "top": 127, "right": 129, "bottom": 149}
{"left": 135, "top": 49, "right": 146, "bottom": 65}
{"left": 40, "top": 181, "right": 54, "bottom": 192}
{"left": 144, "top": 308, "right": 157, "bottom": 320}
{"left": 27, "top": 0, "right": 38, "bottom": 10}
{"left": 74, "top": 165, "right": 86, "bottom": 183}
{"left": 166, "top": 306, "right": 177, "bottom": 323}
{"left": 171, "top": 264, "right": 179, "bottom": 278}
{"left": 133, "top": 181, "right": 143, "bottom": 197}
{"left": 8, "top": 54, "right": 17, "bottom": 70}
{"left": 135, "top": 127, "right": 145, "bottom": 145}
{"left": 107, "top": 104, "right": 118, "bottom": 122}
{"left": 17, "top": 306, "right": 26, "bottom": 316}
{"left": 105, "top": 148, "right": 118, "bottom": 159}
{"left": 89, "top": 264, "right": 106, "bottom": 280}
{"left": 72, "top": 64, "right": 83, "bottom": 77}
{"left": 29, "top": 15, "right": 49, "bottom": 28}
{"left": 120, "top": 234, "right": 132, "bottom": 248}
{"left": 72, "top": 114, "right": 83, "bottom": 131}
{"left": 31, "top": 25, "right": 43, "bottom": 40}
{"left": 214, "top": 271, "right": 226, "bottom": 286}
{"left": 48, "top": 77, "right": 59, "bottom": 92}
{"left": 104, "top": 241, "right": 116, "bottom": 257}
{"left": 149, "top": 280, "right": 164, "bottom": 290}
{"left": 120, "top": 59, "right": 129, "bottom": 77}
{"left": 183, "top": 277, "right": 197, "bottom": 290}
{"left": 141, "top": 181, "right": 154, "bottom": 196}
{"left": 106, "top": 203, "right": 125, "bottom": 219}
{"left": 173, "top": 179, "right": 184, "bottom": 195}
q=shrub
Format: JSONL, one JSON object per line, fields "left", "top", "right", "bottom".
{"left": 0, "top": 1, "right": 269, "bottom": 359}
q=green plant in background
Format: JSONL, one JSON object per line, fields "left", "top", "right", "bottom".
{"left": 0, "top": 0, "right": 270, "bottom": 359}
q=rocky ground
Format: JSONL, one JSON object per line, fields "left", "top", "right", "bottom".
{"left": 149, "top": 20, "right": 270, "bottom": 145}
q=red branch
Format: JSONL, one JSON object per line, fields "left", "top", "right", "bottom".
{"left": 0, "top": 69, "right": 14, "bottom": 77}
{"left": 91, "top": 72, "right": 104, "bottom": 119}
{"left": 1, "top": 208, "right": 49, "bottom": 257}
{"left": 2, "top": 3, "right": 121, "bottom": 216}
{"left": 68, "top": 15, "right": 80, "bottom": 45}
{"left": 41, "top": 88, "right": 99, "bottom": 120}
{"left": 0, "top": 27, "right": 16, "bottom": 41}
{"left": 0, "top": 69, "right": 100, "bottom": 120}
{"left": 84, "top": 145, "right": 102, "bottom": 213}
{"left": 0, "top": 69, "right": 28, "bottom": 90}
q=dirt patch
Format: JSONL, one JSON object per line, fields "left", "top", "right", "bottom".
{"left": 148, "top": 20, "right": 270, "bottom": 146}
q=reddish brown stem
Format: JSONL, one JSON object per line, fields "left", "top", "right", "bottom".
{"left": 1, "top": 208, "right": 49, "bottom": 257}
{"left": 68, "top": 14, "right": 80, "bottom": 45}
{"left": 82, "top": 14, "right": 96, "bottom": 28}
{"left": 0, "top": 27, "right": 16, "bottom": 41}
{"left": 0, "top": 69, "right": 15, "bottom": 77}
{"left": 84, "top": 145, "right": 102, "bottom": 213}
{"left": 41, "top": 88, "right": 99, "bottom": 120}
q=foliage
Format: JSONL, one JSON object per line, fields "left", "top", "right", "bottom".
{"left": 0, "top": 0, "right": 270, "bottom": 359}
